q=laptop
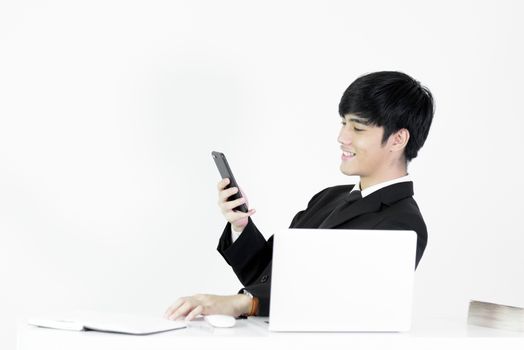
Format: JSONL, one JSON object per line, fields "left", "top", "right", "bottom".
{"left": 268, "top": 229, "right": 417, "bottom": 332}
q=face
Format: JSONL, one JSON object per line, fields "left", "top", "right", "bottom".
{"left": 338, "top": 114, "right": 394, "bottom": 182}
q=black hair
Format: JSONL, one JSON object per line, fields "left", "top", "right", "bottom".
{"left": 338, "top": 71, "right": 434, "bottom": 162}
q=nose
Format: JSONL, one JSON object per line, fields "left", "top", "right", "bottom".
{"left": 338, "top": 125, "right": 353, "bottom": 145}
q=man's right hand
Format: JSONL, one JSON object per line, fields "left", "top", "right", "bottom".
{"left": 217, "top": 178, "right": 256, "bottom": 233}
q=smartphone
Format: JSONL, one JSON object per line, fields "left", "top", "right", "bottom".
{"left": 211, "top": 151, "right": 249, "bottom": 213}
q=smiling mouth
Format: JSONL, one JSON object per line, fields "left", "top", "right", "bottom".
{"left": 342, "top": 151, "right": 356, "bottom": 157}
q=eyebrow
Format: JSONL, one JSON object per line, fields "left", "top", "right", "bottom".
{"left": 347, "top": 116, "right": 371, "bottom": 126}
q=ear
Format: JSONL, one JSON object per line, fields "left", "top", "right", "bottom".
{"left": 389, "top": 128, "right": 410, "bottom": 153}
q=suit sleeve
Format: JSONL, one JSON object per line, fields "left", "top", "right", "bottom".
{"left": 216, "top": 187, "right": 331, "bottom": 316}
{"left": 222, "top": 187, "right": 332, "bottom": 316}
{"left": 216, "top": 187, "right": 330, "bottom": 286}
{"left": 217, "top": 217, "right": 273, "bottom": 287}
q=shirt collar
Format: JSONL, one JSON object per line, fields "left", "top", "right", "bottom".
{"left": 350, "top": 174, "right": 412, "bottom": 198}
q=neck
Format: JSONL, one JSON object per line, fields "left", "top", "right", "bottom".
{"left": 359, "top": 165, "right": 408, "bottom": 191}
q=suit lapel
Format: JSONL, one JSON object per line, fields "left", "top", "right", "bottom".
{"left": 319, "top": 182, "right": 414, "bottom": 229}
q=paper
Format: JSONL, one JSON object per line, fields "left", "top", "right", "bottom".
{"left": 28, "top": 310, "right": 186, "bottom": 335}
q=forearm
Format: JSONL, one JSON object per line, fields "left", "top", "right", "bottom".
{"left": 217, "top": 218, "right": 271, "bottom": 285}
{"left": 231, "top": 225, "right": 243, "bottom": 243}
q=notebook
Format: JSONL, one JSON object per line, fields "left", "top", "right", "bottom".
{"left": 269, "top": 228, "right": 417, "bottom": 332}
{"left": 28, "top": 310, "right": 186, "bottom": 335}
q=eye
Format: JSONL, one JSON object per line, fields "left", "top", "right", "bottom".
{"left": 353, "top": 126, "right": 364, "bottom": 132}
{"left": 341, "top": 120, "right": 347, "bottom": 126}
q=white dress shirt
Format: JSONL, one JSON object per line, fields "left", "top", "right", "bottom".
{"left": 352, "top": 174, "right": 411, "bottom": 198}
{"left": 231, "top": 174, "right": 412, "bottom": 243}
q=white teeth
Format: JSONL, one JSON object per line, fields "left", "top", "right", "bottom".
{"left": 343, "top": 151, "right": 355, "bottom": 157}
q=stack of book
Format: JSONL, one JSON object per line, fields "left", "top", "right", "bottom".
{"left": 468, "top": 300, "right": 524, "bottom": 332}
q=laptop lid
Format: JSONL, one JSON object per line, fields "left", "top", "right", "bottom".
{"left": 269, "top": 229, "right": 416, "bottom": 332}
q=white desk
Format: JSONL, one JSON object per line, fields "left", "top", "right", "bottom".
{"left": 17, "top": 316, "right": 524, "bottom": 350}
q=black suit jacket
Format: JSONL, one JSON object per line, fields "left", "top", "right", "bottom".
{"left": 217, "top": 181, "right": 427, "bottom": 316}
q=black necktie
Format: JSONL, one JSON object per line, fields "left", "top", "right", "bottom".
{"left": 346, "top": 190, "right": 362, "bottom": 205}
{"left": 320, "top": 189, "right": 362, "bottom": 226}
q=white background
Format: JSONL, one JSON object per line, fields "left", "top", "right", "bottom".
{"left": 1, "top": 0, "right": 524, "bottom": 348}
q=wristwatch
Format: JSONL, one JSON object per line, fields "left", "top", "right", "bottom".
{"left": 241, "top": 290, "right": 259, "bottom": 317}
{"left": 243, "top": 290, "right": 254, "bottom": 299}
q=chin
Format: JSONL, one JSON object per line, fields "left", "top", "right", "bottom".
{"left": 340, "top": 164, "right": 356, "bottom": 176}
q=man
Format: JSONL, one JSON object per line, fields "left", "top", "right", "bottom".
{"left": 164, "top": 71, "right": 434, "bottom": 321}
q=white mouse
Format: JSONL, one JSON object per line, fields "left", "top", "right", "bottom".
{"left": 203, "top": 314, "right": 236, "bottom": 328}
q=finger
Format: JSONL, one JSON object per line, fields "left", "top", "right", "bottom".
{"left": 164, "top": 298, "right": 185, "bottom": 319}
{"left": 226, "top": 208, "right": 256, "bottom": 223}
{"left": 225, "top": 209, "right": 250, "bottom": 222}
{"left": 218, "top": 187, "right": 238, "bottom": 202}
{"left": 165, "top": 298, "right": 189, "bottom": 320}
{"left": 169, "top": 301, "right": 193, "bottom": 320}
{"left": 224, "top": 197, "right": 247, "bottom": 210}
{"left": 217, "top": 178, "right": 230, "bottom": 190}
{"left": 185, "top": 305, "right": 203, "bottom": 321}
{"left": 233, "top": 209, "right": 256, "bottom": 222}
{"left": 238, "top": 187, "right": 249, "bottom": 206}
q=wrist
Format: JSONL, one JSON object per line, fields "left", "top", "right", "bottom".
{"left": 234, "top": 294, "right": 253, "bottom": 316}
{"left": 231, "top": 225, "right": 245, "bottom": 234}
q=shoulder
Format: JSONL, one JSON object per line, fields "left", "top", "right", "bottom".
{"left": 378, "top": 197, "right": 426, "bottom": 232}
{"left": 308, "top": 184, "right": 355, "bottom": 202}
{"left": 375, "top": 196, "right": 428, "bottom": 267}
